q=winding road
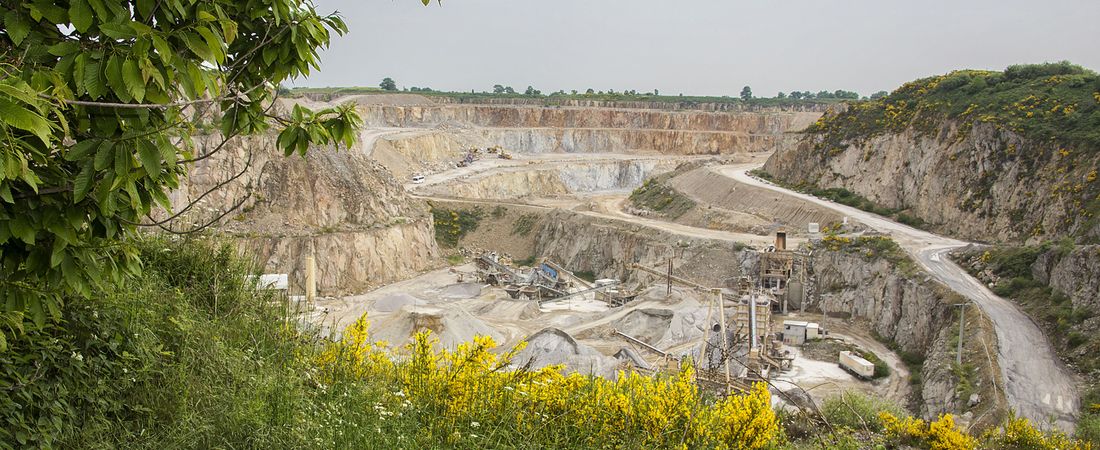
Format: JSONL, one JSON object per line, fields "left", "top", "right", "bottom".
{"left": 718, "top": 163, "right": 1079, "bottom": 432}
{"left": 374, "top": 125, "right": 1078, "bottom": 430}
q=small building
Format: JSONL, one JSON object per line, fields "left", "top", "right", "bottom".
{"left": 806, "top": 322, "right": 821, "bottom": 340}
{"left": 782, "top": 320, "right": 823, "bottom": 345}
{"left": 782, "top": 320, "right": 809, "bottom": 345}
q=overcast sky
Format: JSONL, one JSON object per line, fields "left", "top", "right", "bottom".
{"left": 295, "top": 0, "right": 1100, "bottom": 97}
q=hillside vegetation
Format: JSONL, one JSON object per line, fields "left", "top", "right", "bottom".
{"left": 806, "top": 61, "right": 1100, "bottom": 152}
{"left": 764, "top": 62, "right": 1100, "bottom": 242}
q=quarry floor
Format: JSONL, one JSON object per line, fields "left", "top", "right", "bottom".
{"left": 314, "top": 264, "right": 909, "bottom": 408}
{"left": 303, "top": 134, "right": 905, "bottom": 409}
{"left": 306, "top": 114, "right": 1077, "bottom": 429}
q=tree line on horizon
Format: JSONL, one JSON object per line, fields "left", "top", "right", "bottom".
{"left": 375, "top": 77, "right": 882, "bottom": 101}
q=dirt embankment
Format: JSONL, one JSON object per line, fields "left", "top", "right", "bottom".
{"left": 658, "top": 166, "right": 844, "bottom": 236}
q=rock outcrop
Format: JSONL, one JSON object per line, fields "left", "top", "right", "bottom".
{"left": 807, "top": 247, "right": 1002, "bottom": 424}
{"left": 1032, "top": 245, "right": 1100, "bottom": 312}
{"left": 352, "top": 101, "right": 820, "bottom": 155}
{"left": 765, "top": 122, "right": 1100, "bottom": 243}
{"left": 532, "top": 211, "right": 756, "bottom": 288}
{"left": 424, "top": 159, "right": 677, "bottom": 200}
{"left": 170, "top": 102, "right": 440, "bottom": 295}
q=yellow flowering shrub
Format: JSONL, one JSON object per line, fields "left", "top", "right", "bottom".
{"left": 879, "top": 412, "right": 976, "bottom": 450}
{"left": 981, "top": 415, "right": 1092, "bottom": 450}
{"left": 314, "top": 314, "right": 779, "bottom": 449}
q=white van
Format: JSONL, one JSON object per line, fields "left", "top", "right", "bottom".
{"left": 411, "top": 174, "right": 426, "bottom": 184}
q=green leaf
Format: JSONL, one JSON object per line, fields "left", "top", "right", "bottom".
{"left": 104, "top": 54, "right": 132, "bottom": 102}
{"left": 122, "top": 58, "right": 145, "bottom": 102}
{"left": 73, "top": 160, "right": 95, "bottom": 202}
{"left": 72, "top": 53, "right": 87, "bottom": 95}
{"left": 114, "top": 143, "right": 130, "bottom": 174}
{"left": 9, "top": 216, "right": 35, "bottom": 245}
{"left": 48, "top": 41, "right": 81, "bottom": 56}
{"left": 99, "top": 21, "right": 134, "bottom": 40}
{"left": 28, "top": 298, "right": 45, "bottom": 328}
{"left": 0, "top": 183, "right": 13, "bottom": 203}
{"left": 137, "top": 139, "right": 160, "bottom": 180}
{"left": 93, "top": 141, "right": 114, "bottom": 170}
{"left": 135, "top": 0, "right": 155, "bottom": 19}
{"left": 196, "top": 26, "right": 224, "bottom": 63}
{"left": 4, "top": 11, "right": 31, "bottom": 46}
{"left": 83, "top": 59, "right": 106, "bottom": 99}
{"left": 0, "top": 97, "right": 53, "bottom": 144}
{"left": 65, "top": 138, "right": 100, "bottom": 161}
{"left": 51, "top": 237, "right": 68, "bottom": 267}
{"left": 69, "top": 0, "right": 93, "bottom": 33}
{"left": 182, "top": 31, "right": 214, "bottom": 62}
{"left": 151, "top": 34, "right": 172, "bottom": 64}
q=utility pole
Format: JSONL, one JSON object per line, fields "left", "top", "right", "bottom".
{"left": 716, "top": 289, "right": 731, "bottom": 393}
{"left": 305, "top": 254, "right": 317, "bottom": 305}
{"left": 955, "top": 303, "right": 967, "bottom": 366}
{"left": 666, "top": 259, "right": 673, "bottom": 297}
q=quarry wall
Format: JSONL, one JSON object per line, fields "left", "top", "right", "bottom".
{"left": 765, "top": 122, "right": 1100, "bottom": 243}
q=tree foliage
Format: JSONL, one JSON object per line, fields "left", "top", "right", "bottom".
{"left": 0, "top": 0, "right": 362, "bottom": 328}
{"left": 379, "top": 76, "right": 397, "bottom": 91}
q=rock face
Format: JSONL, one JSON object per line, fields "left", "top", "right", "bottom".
{"left": 355, "top": 102, "right": 821, "bottom": 155}
{"left": 171, "top": 102, "right": 440, "bottom": 295}
{"left": 425, "top": 160, "right": 677, "bottom": 200}
{"left": 532, "top": 211, "right": 757, "bottom": 288}
{"left": 1032, "top": 245, "right": 1100, "bottom": 312}
{"left": 806, "top": 249, "right": 996, "bottom": 421}
{"left": 810, "top": 251, "right": 954, "bottom": 353}
{"left": 764, "top": 122, "right": 1100, "bottom": 243}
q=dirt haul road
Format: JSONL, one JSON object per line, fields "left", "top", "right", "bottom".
{"left": 717, "top": 163, "right": 1079, "bottom": 432}
{"left": 404, "top": 155, "right": 786, "bottom": 248}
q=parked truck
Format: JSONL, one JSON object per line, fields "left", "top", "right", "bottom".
{"left": 839, "top": 350, "right": 875, "bottom": 380}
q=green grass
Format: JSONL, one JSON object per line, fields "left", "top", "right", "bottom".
{"left": 820, "top": 391, "right": 905, "bottom": 432}
{"left": 510, "top": 213, "right": 539, "bottom": 236}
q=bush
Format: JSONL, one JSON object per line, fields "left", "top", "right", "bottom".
{"left": 821, "top": 391, "right": 904, "bottom": 432}
{"left": 0, "top": 237, "right": 316, "bottom": 448}
{"left": 982, "top": 415, "right": 1090, "bottom": 449}
{"left": 430, "top": 205, "right": 484, "bottom": 248}
{"left": 316, "top": 319, "right": 781, "bottom": 449}
{"left": 1004, "top": 61, "right": 1092, "bottom": 80}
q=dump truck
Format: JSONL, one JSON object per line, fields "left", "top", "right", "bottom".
{"left": 839, "top": 350, "right": 875, "bottom": 379}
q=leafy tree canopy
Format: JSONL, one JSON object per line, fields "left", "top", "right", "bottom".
{"left": 379, "top": 77, "right": 397, "bottom": 91}
{"left": 0, "top": 0, "right": 365, "bottom": 330}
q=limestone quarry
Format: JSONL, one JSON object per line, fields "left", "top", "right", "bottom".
{"left": 179, "top": 93, "right": 1079, "bottom": 433}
